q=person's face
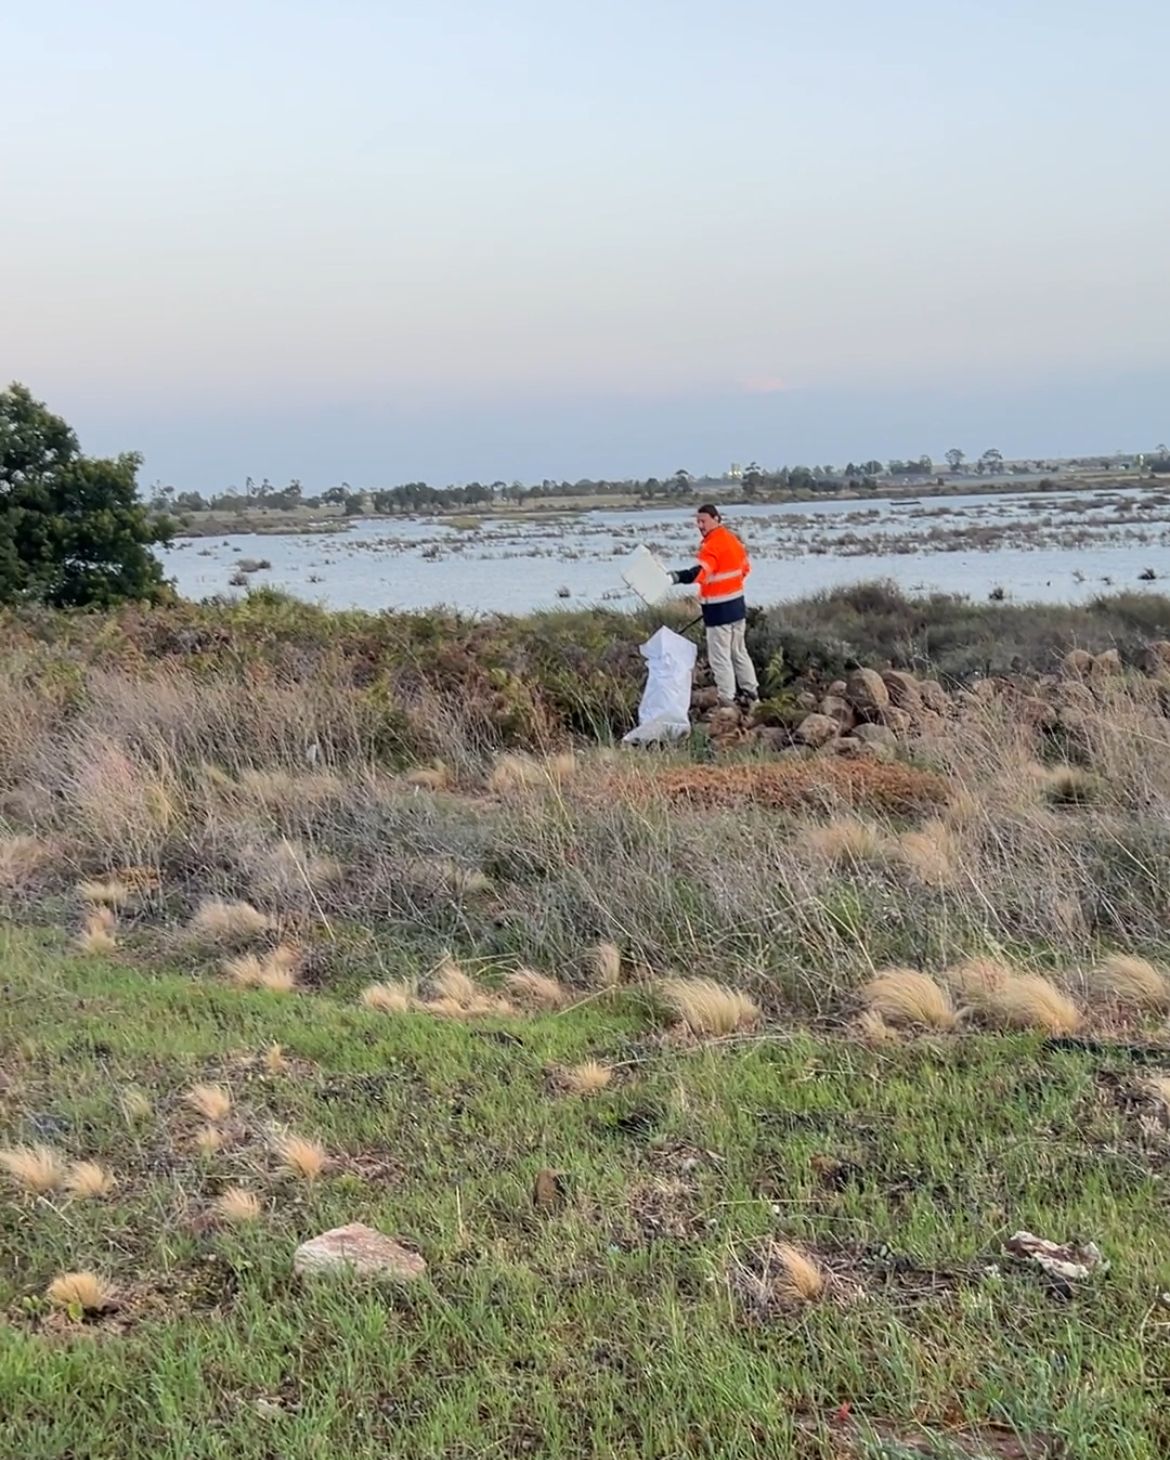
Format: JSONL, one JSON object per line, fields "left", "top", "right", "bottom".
{"left": 696, "top": 511, "right": 718, "bottom": 537}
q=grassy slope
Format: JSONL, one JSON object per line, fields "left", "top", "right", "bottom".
{"left": 1, "top": 928, "right": 1167, "bottom": 1459}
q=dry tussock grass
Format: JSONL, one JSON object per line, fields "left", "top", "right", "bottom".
{"left": 275, "top": 1133, "right": 328, "bottom": 1182}
{"left": 119, "top": 1087, "right": 152, "bottom": 1123}
{"left": 896, "top": 818, "right": 960, "bottom": 887}
{"left": 248, "top": 839, "right": 341, "bottom": 904}
{"left": 360, "top": 981, "right": 413, "bottom": 1014}
{"left": 488, "top": 752, "right": 576, "bottom": 795}
{"left": 64, "top": 1161, "right": 116, "bottom": 1200}
{"left": 803, "top": 817, "right": 887, "bottom": 865}
{"left": 257, "top": 944, "right": 300, "bottom": 992}
{"left": 214, "top": 1187, "right": 263, "bottom": 1224}
{"left": 559, "top": 1060, "right": 613, "bottom": 1095}
{"left": 405, "top": 763, "right": 451, "bottom": 791}
{"left": 77, "top": 878, "right": 133, "bottom": 907}
{"left": 77, "top": 906, "right": 117, "bottom": 955}
{"left": 263, "top": 1043, "right": 288, "bottom": 1074}
{"left": 0, "top": 1144, "right": 65, "bottom": 1193}
{"left": 593, "top": 942, "right": 623, "bottom": 989}
{"left": 186, "top": 1083, "right": 232, "bottom": 1122}
{"left": 979, "top": 973, "right": 1082, "bottom": 1033}
{"left": 0, "top": 835, "right": 55, "bottom": 890}
{"left": 1144, "top": 1075, "right": 1170, "bottom": 1111}
{"left": 945, "top": 956, "right": 1013, "bottom": 1004}
{"left": 47, "top": 1271, "right": 114, "bottom": 1312}
{"left": 195, "top": 1125, "right": 225, "bottom": 1155}
{"left": 187, "top": 899, "right": 271, "bottom": 947}
{"left": 657, "top": 977, "right": 759, "bottom": 1037}
{"left": 432, "top": 957, "right": 480, "bottom": 1005}
{"left": 504, "top": 968, "right": 570, "bottom": 1010}
{"left": 766, "top": 1242, "right": 827, "bottom": 1304}
{"left": 861, "top": 969, "right": 958, "bottom": 1030}
{"left": 1093, "top": 954, "right": 1170, "bottom": 1010}
{"left": 854, "top": 1009, "right": 899, "bottom": 1046}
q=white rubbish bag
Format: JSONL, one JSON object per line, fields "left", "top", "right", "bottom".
{"left": 622, "top": 626, "right": 697, "bottom": 744}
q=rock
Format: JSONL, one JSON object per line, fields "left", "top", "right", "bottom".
{"left": 844, "top": 668, "right": 889, "bottom": 716}
{"left": 1091, "top": 648, "right": 1122, "bottom": 676}
{"left": 707, "top": 706, "right": 742, "bottom": 736}
{"left": 918, "top": 679, "right": 950, "bottom": 713}
{"left": 878, "top": 706, "right": 913, "bottom": 735}
{"left": 1062, "top": 649, "right": 1094, "bottom": 678}
{"left": 828, "top": 680, "right": 848, "bottom": 697}
{"left": 1141, "top": 640, "right": 1170, "bottom": 676}
{"left": 691, "top": 687, "right": 720, "bottom": 712}
{"left": 837, "top": 735, "right": 894, "bottom": 762}
{"left": 777, "top": 745, "right": 814, "bottom": 761}
{"left": 795, "top": 713, "right": 839, "bottom": 749}
{"left": 293, "top": 1224, "right": 427, "bottom": 1281}
{"left": 751, "top": 726, "right": 789, "bottom": 751}
{"left": 1053, "top": 679, "right": 1094, "bottom": 708}
{"left": 796, "top": 690, "right": 818, "bottom": 711}
{"left": 881, "top": 670, "right": 922, "bottom": 708}
{"left": 854, "top": 723, "right": 896, "bottom": 748}
{"left": 819, "top": 693, "right": 855, "bottom": 728}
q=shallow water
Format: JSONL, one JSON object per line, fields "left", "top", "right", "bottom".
{"left": 162, "top": 485, "right": 1170, "bottom": 613}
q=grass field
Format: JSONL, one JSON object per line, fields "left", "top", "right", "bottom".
{"left": 5, "top": 590, "right": 1170, "bottom": 1457}
{"left": 3, "top": 926, "right": 1169, "bottom": 1459}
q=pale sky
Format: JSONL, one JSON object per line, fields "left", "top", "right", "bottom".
{"left": 3, "top": 0, "right": 1168, "bottom": 489}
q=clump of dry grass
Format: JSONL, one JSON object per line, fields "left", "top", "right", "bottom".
{"left": 224, "top": 945, "right": 299, "bottom": 992}
{"left": 77, "top": 878, "right": 133, "bottom": 907}
{"left": 77, "top": 906, "right": 117, "bottom": 955}
{"left": 275, "top": 1133, "right": 328, "bottom": 1182}
{"left": 195, "top": 1125, "right": 225, "bottom": 1155}
{"left": 187, "top": 899, "right": 271, "bottom": 947}
{"left": 214, "top": 1186, "right": 263, "bottom": 1224}
{"left": 487, "top": 751, "right": 575, "bottom": 795}
{"left": 944, "top": 955, "right": 1013, "bottom": 1003}
{"left": 1042, "top": 766, "right": 1100, "bottom": 807}
{"left": 1093, "top": 954, "right": 1170, "bottom": 1011}
{"left": 432, "top": 957, "right": 479, "bottom": 1006}
{"left": 766, "top": 1242, "right": 827, "bottom": 1305}
{"left": 248, "top": 839, "right": 341, "bottom": 904}
{"left": 405, "top": 763, "right": 451, "bottom": 792}
{"left": 559, "top": 1060, "right": 613, "bottom": 1096}
{"left": 1144, "top": 1074, "right": 1170, "bottom": 1111}
{"left": 803, "top": 817, "right": 887, "bottom": 865}
{"left": 897, "top": 818, "right": 960, "bottom": 887}
{"left": 186, "top": 1083, "right": 232, "bottom": 1123}
{"left": 854, "top": 1009, "right": 900, "bottom": 1046}
{"left": 0, "top": 1144, "right": 65, "bottom": 1194}
{"left": 64, "top": 1161, "right": 116, "bottom": 1200}
{"left": 861, "top": 969, "right": 958, "bottom": 1031}
{"left": 979, "top": 973, "right": 1082, "bottom": 1034}
{"left": 360, "top": 981, "right": 413, "bottom": 1014}
{"left": 419, "top": 958, "right": 514, "bottom": 1017}
{"left": 119, "top": 1087, "right": 152, "bottom": 1123}
{"left": 504, "top": 968, "right": 570, "bottom": 1011}
{"left": 47, "top": 1271, "right": 114, "bottom": 1313}
{"left": 0, "top": 833, "right": 59, "bottom": 891}
{"left": 657, "top": 977, "right": 760, "bottom": 1037}
{"left": 593, "top": 942, "right": 622, "bottom": 989}
{"left": 263, "top": 1043, "right": 288, "bottom": 1074}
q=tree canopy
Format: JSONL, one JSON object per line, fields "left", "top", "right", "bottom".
{"left": 0, "top": 383, "right": 172, "bottom": 607}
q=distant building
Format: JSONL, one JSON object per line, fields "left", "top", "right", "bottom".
{"left": 727, "top": 463, "right": 743, "bottom": 480}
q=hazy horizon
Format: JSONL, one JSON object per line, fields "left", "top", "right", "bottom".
{"left": 4, "top": 0, "right": 1168, "bottom": 491}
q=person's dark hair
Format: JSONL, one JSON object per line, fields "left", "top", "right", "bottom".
{"left": 697, "top": 503, "right": 721, "bottom": 520}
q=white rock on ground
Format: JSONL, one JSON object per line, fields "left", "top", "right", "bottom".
{"left": 293, "top": 1223, "right": 427, "bottom": 1280}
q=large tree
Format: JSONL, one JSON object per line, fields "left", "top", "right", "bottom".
{"left": 0, "top": 383, "right": 172, "bottom": 607}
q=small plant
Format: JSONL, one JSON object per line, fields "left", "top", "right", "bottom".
{"left": 803, "top": 817, "right": 887, "bottom": 866}
{"left": 593, "top": 942, "right": 623, "bottom": 989}
{"left": 505, "top": 968, "right": 570, "bottom": 1011}
{"left": 854, "top": 1009, "right": 899, "bottom": 1045}
{"left": 1145, "top": 1074, "right": 1170, "bottom": 1111}
{"left": 0, "top": 1144, "right": 65, "bottom": 1194}
{"left": 657, "top": 977, "right": 760, "bottom": 1037}
{"left": 64, "top": 1160, "right": 116, "bottom": 1200}
{"left": 861, "top": 969, "right": 958, "bottom": 1030}
{"left": 214, "top": 1186, "right": 263, "bottom": 1224}
{"left": 405, "top": 763, "right": 450, "bottom": 791}
{"left": 186, "top": 1083, "right": 232, "bottom": 1123}
{"left": 77, "top": 906, "right": 117, "bottom": 955}
{"left": 263, "top": 1043, "right": 289, "bottom": 1074}
{"left": 766, "top": 1241, "right": 827, "bottom": 1304}
{"left": 897, "top": 819, "right": 958, "bottom": 887}
{"left": 360, "top": 982, "right": 412, "bottom": 1014}
{"left": 187, "top": 899, "right": 271, "bottom": 946}
{"left": 1043, "top": 766, "right": 1099, "bottom": 807}
{"left": 275, "top": 1133, "right": 328, "bottom": 1182}
{"left": 195, "top": 1125, "right": 225, "bottom": 1155}
{"left": 119, "top": 1087, "right": 153, "bottom": 1123}
{"left": 1093, "top": 954, "right": 1170, "bottom": 1011}
{"left": 981, "top": 974, "right": 1082, "bottom": 1034}
{"left": 46, "top": 1271, "right": 114, "bottom": 1314}
{"left": 77, "top": 878, "right": 132, "bottom": 907}
{"left": 223, "top": 953, "right": 266, "bottom": 987}
{"left": 560, "top": 1060, "right": 613, "bottom": 1096}
{"left": 257, "top": 945, "right": 299, "bottom": 993}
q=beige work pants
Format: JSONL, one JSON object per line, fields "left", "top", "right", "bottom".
{"left": 706, "top": 620, "right": 759, "bottom": 704}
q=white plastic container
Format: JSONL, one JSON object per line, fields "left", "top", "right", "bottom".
{"left": 621, "top": 544, "right": 673, "bottom": 607}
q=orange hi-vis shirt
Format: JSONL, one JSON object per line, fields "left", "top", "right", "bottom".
{"left": 695, "top": 524, "right": 751, "bottom": 625}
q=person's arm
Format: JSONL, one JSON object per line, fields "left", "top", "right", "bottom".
{"left": 670, "top": 564, "right": 701, "bottom": 585}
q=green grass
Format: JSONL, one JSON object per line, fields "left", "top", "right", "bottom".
{"left": 2, "top": 928, "right": 1168, "bottom": 1457}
